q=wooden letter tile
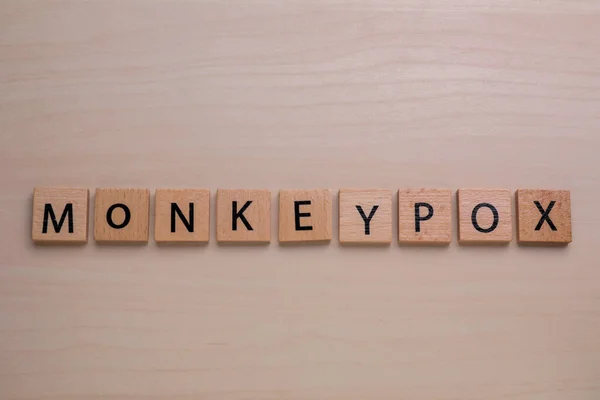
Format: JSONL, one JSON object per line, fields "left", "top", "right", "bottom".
{"left": 338, "top": 189, "right": 392, "bottom": 244}
{"left": 279, "top": 189, "right": 332, "bottom": 243}
{"left": 32, "top": 187, "right": 89, "bottom": 244}
{"left": 155, "top": 189, "right": 210, "bottom": 244}
{"left": 216, "top": 189, "right": 270, "bottom": 243}
{"left": 94, "top": 188, "right": 150, "bottom": 243}
{"left": 458, "top": 189, "right": 512, "bottom": 244}
{"left": 398, "top": 189, "right": 452, "bottom": 244}
{"left": 516, "top": 189, "right": 572, "bottom": 245}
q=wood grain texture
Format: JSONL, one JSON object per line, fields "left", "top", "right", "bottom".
{"left": 154, "top": 189, "right": 210, "bottom": 244}
{"left": 398, "top": 188, "right": 452, "bottom": 244}
{"left": 516, "top": 189, "right": 572, "bottom": 245}
{"left": 279, "top": 189, "right": 332, "bottom": 243}
{"left": 1, "top": 0, "right": 600, "bottom": 399}
{"left": 338, "top": 189, "right": 392, "bottom": 244}
{"left": 94, "top": 188, "right": 150, "bottom": 243}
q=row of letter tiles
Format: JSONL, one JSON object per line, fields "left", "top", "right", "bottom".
{"left": 32, "top": 188, "right": 572, "bottom": 245}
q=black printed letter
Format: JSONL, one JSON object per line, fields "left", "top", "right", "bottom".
{"left": 534, "top": 201, "right": 557, "bottom": 231}
{"left": 356, "top": 205, "right": 379, "bottom": 235}
{"left": 171, "top": 203, "right": 194, "bottom": 233}
{"left": 294, "top": 200, "right": 313, "bottom": 231}
{"left": 42, "top": 203, "right": 74, "bottom": 234}
{"left": 414, "top": 202, "right": 434, "bottom": 233}
{"left": 471, "top": 203, "right": 499, "bottom": 233}
{"left": 106, "top": 203, "right": 131, "bottom": 229}
{"left": 232, "top": 201, "right": 253, "bottom": 231}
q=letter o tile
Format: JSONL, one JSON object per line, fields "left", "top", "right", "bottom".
{"left": 458, "top": 188, "right": 512, "bottom": 244}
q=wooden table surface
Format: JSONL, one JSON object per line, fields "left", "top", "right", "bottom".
{"left": 1, "top": 1, "right": 599, "bottom": 399}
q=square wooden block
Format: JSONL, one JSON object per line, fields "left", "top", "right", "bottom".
{"left": 398, "top": 189, "right": 452, "bottom": 244}
{"left": 338, "top": 189, "right": 392, "bottom": 244}
{"left": 155, "top": 189, "right": 210, "bottom": 244}
{"left": 516, "top": 189, "right": 572, "bottom": 245}
{"left": 32, "top": 187, "right": 89, "bottom": 244}
{"left": 458, "top": 189, "right": 513, "bottom": 244}
{"left": 279, "top": 189, "right": 332, "bottom": 243}
{"left": 94, "top": 188, "right": 150, "bottom": 243}
{"left": 216, "top": 189, "right": 271, "bottom": 243}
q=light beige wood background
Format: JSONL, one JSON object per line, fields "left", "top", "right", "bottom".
{"left": 1, "top": 1, "right": 599, "bottom": 399}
